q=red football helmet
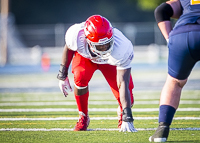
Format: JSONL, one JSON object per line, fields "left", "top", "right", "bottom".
{"left": 84, "top": 15, "right": 114, "bottom": 57}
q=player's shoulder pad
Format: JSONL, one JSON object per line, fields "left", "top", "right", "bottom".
{"left": 65, "top": 22, "right": 85, "bottom": 51}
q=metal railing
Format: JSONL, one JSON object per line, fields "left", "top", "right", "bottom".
{"left": 1, "top": 22, "right": 167, "bottom": 65}
{"left": 16, "top": 22, "right": 166, "bottom": 48}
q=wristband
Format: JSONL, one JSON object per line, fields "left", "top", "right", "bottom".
{"left": 122, "top": 107, "right": 134, "bottom": 122}
{"left": 57, "top": 64, "right": 68, "bottom": 81}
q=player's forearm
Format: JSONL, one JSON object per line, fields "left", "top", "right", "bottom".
{"left": 61, "top": 44, "right": 74, "bottom": 68}
{"left": 117, "top": 68, "right": 131, "bottom": 109}
{"left": 119, "top": 83, "right": 131, "bottom": 109}
{"left": 57, "top": 45, "right": 74, "bottom": 81}
{"left": 158, "top": 21, "right": 172, "bottom": 40}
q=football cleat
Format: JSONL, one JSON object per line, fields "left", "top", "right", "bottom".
{"left": 149, "top": 122, "right": 170, "bottom": 142}
{"left": 117, "top": 106, "right": 122, "bottom": 128}
{"left": 74, "top": 112, "right": 90, "bottom": 131}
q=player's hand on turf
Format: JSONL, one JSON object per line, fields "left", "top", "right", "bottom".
{"left": 119, "top": 121, "right": 137, "bottom": 132}
{"left": 59, "top": 77, "right": 72, "bottom": 97}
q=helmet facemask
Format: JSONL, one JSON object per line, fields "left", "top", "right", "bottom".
{"left": 86, "top": 36, "right": 114, "bottom": 58}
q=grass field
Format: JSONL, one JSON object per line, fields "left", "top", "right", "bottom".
{"left": 0, "top": 90, "right": 200, "bottom": 143}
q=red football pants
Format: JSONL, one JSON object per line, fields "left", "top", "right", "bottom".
{"left": 72, "top": 52, "right": 134, "bottom": 107}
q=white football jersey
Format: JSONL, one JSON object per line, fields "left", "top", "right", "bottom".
{"left": 65, "top": 22, "right": 134, "bottom": 69}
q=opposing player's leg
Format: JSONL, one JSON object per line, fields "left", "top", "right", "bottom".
{"left": 149, "top": 75, "right": 187, "bottom": 142}
{"left": 150, "top": 31, "right": 200, "bottom": 142}
{"left": 160, "top": 75, "right": 187, "bottom": 109}
{"left": 99, "top": 64, "right": 134, "bottom": 128}
{"left": 72, "top": 52, "right": 97, "bottom": 131}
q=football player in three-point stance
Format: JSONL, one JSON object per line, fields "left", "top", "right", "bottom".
{"left": 57, "top": 15, "right": 137, "bottom": 132}
{"left": 149, "top": 0, "right": 200, "bottom": 142}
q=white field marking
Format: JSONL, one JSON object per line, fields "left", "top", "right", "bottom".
{"left": 0, "top": 117, "right": 200, "bottom": 121}
{"left": 0, "top": 101, "right": 117, "bottom": 106}
{"left": 1, "top": 100, "right": 200, "bottom": 106}
{"left": 1, "top": 96, "right": 200, "bottom": 102}
{"left": 1, "top": 96, "right": 199, "bottom": 101}
{"left": 0, "top": 128, "right": 200, "bottom": 131}
{"left": 1, "top": 108, "right": 200, "bottom": 112}
{"left": 1, "top": 91, "right": 199, "bottom": 101}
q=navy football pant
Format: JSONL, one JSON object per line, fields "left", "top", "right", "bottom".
{"left": 168, "top": 31, "right": 200, "bottom": 80}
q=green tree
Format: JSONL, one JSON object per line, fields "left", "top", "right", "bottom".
{"left": 136, "top": 0, "right": 167, "bottom": 11}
